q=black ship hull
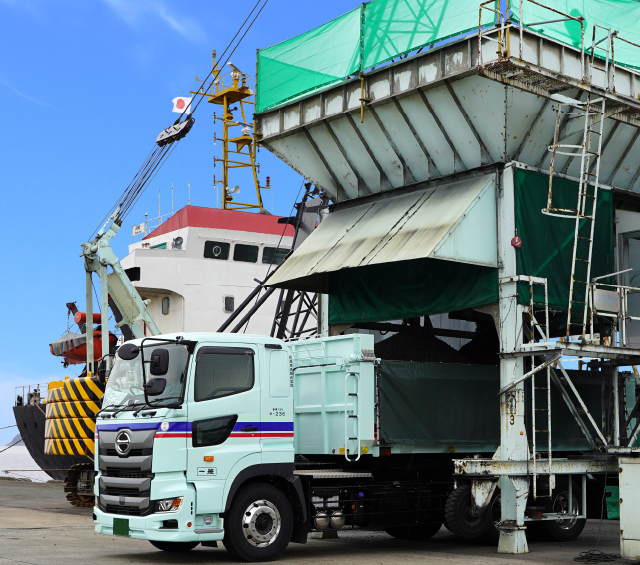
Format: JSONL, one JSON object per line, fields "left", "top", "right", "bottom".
{"left": 12, "top": 405, "right": 88, "bottom": 481}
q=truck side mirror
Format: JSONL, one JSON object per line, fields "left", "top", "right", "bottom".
{"left": 118, "top": 343, "right": 140, "bottom": 360}
{"left": 145, "top": 378, "right": 167, "bottom": 396}
{"left": 150, "top": 348, "right": 170, "bottom": 376}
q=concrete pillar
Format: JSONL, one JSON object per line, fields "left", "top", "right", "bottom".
{"left": 497, "top": 165, "right": 529, "bottom": 554}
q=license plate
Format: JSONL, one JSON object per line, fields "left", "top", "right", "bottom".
{"left": 113, "top": 518, "right": 130, "bottom": 537}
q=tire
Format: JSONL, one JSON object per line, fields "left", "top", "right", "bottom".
{"left": 543, "top": 489, "right": 586, "bottom": 542}
{"left": 223, "top": 483, "right": 293, "bottom": 562}
{"left": 444, "top": 485, "right": 489, "bottom": 540}
{"left": 384, "top": 522, "right": 442, "bottom": 540}
{"left": 480, "top": 492, "right": 501, "bottom": 545}
{"left": 149, "top": 540, "right": 200, "bottom": 552}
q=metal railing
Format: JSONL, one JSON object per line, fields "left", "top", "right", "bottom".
{"left": 14, "top": 383, "right": 52, "bottom": 406}
{"left": 478, "top": 0, "right": 640, "bottom": 93}
{"left": 589, "top": 273, "right": 640, "bottom": 348}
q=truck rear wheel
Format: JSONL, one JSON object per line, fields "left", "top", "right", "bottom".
{"left": 444, "top": 485, "right": 489, "bottom": 539}
{"left": 384, "top": 522, "right": 442, "bottom": 540}
{"left": 223, "top": 483, "right": 293, "bottom": 562}
{"left": 542, "top": 489, "right": 586, "bottom": 542}
{"left": 149, "top": 541, "right": 199, "bottom": 552}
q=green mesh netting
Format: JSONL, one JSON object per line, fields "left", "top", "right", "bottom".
{"left": 511, "top": 0, "right": 640, "bottom": 70}
{"left": 362, "top": 0, "right": 495, "bottom": 70}
{"left": 256, "top": 0, "right": 497, "bottom": 113}
{"left": 256, "top": 7, "right": 362, "bottom": 115}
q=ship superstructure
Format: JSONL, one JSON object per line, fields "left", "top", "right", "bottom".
{"left": 122, "top": 205, "right": 294, "bottom": 336}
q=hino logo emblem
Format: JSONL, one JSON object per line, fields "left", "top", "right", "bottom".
{"left": 115, "top": 431, "right": 132, "bottom": 456}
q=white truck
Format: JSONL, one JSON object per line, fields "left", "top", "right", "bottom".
{"left": 93, "top": 332, "right": 600, "bottom": 561}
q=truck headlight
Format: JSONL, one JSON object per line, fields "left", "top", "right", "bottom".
{"left": 155, "top": 497, "right": 183, "bottom": 513}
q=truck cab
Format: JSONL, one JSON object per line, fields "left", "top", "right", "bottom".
{"left": 94, "top": 332, "right": 300, "bottom": 561}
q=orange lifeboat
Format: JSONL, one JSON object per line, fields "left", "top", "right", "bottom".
{"left": 49, "top": 329, "right": 117, "bottom": 366}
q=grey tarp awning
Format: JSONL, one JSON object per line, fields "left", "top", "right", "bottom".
{"left": 266, "top": 173, "right": 497, "bottom": 293}
{"left": 50, "top": 332, "right": 86, "bottom": 356}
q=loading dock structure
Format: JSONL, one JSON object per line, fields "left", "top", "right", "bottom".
{"left": 255, "top": 0, "right": 640, "bottom": 557}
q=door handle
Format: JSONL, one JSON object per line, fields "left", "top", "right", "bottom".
{"left": 241, "top": 426, "right": 258, "bottom": 432}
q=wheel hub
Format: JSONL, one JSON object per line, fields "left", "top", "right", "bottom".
{"left": 242, "top": 499, "right": 281, "bottom": 547}
{"left": 554, "top": 492, "right": 579, "bottom": 530}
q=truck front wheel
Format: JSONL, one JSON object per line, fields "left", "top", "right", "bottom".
{"left": 223, "top": 483, "right": 293, "bottom": 562}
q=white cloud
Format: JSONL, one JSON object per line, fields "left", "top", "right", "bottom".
{"left": 0, "top": 78, "right": 56, "bottom": 109}
{"left": 102, "top": 0, "right": 204, "bottom": 43}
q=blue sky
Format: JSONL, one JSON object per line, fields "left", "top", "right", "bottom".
{"left": 0, "top": 0, "right": 356, "bottom": 443}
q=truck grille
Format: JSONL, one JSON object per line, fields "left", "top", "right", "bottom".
{"left": 98, "top": 427, "right": 156, "bottom": 517}
{"left": 105, "top": 505, "right": 143, "bottom": 516}
{"left": 104, "top": 468, "right": 150, "bottom": 478}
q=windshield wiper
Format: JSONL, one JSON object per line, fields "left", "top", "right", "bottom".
{"left": 110, "top": 401, "right": 149, "bottom": 418}
{"left": 132, "top": 397, "right": 182, "bottom": 416}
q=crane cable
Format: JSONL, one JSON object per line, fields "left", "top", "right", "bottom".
{"left": 90, "top": 0, "right": 270, "bottom": 237}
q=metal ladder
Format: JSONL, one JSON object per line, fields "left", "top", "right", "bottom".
{"left": 344, "top": 371, "right": 361, "bottom": 462}
{"left": 544, "top": 25, "right": 615, "bottom": 340}
{"left": 544, "top": 93, "right": 606, "bottom": 340}
{"left": 524, "top": 277, "right": 554, "bottom": 500}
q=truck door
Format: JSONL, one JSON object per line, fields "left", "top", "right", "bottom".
{"left": 186, "top": 343, "right": 261, "bottom": 513}
{"left": 260, "top": 347, "right": 295, "bottom": 464}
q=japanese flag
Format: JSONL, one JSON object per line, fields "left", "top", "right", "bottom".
{"left": 172, "top": 97, "right": 192, "bottom": 114}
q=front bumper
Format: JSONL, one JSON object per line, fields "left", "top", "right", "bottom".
{"left": 94, "top": 489, "right": 224, "bottom": 542}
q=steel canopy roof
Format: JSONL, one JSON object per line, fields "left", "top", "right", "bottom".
{"left": 266, "top": 173, "right": 497, "bottom": 293}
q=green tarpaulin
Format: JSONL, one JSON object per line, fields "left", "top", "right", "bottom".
{"left": 514, "top": 168, "right": 614, "bottom": 311}
{"left": 378, "top": 361, "right": 501, "bottom": 446}
{"left": 377, "top": 361, "right": 600, "bottom": 450}
{"left": 511, "top": 0, "right": 640, "bottom": 70}
{"left": 256, "top": 0, "right": 496, "bottom": 112}
{"left": 329, "top": 257, "right": 499, "bottom": 325}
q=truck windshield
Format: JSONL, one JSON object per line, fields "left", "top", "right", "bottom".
{"left": 103, "top": 343, "right": 190, "bottom": 409}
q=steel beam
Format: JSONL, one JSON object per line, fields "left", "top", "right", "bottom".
{"left": 454, "top": 458, "right": 618, "bottom": 476}
{"left": 322, "top": 120, "right": 371, "bottom": 196}
{"left": 344, "top": 112, "right": 391, "bottom": 192}
{"left": 302, "top": 128, "right": 345, "bottom": 201}
{"left": 496, "top": 164, "right": 529, "bottom": 554}
{"left": 367, "top": 105, "right": 416, "bottom": 185}
{"left": 392, "top": 98, "right": 441, "bottom": 178}
{"left": 445, "top": 80, "right": 493, "bottom": 165}
{"left": 416, "top": 88, "right": 467, "bottom": 171}
{"left": 261, "top": 140, "right": 329, "bottom": 195}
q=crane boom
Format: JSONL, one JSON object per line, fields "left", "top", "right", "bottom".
{"left": 81, "top": 209, "right": 160, "bottom": 372}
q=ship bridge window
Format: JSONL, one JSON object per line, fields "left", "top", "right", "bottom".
{"left": 262, "top": 246, "right": 290, "bottom": 265}
{"left": 233, "top": 244, "right": 259, "bottom": 263}
{"left": 204, "top": 241, "right": 230, "bottom": 260}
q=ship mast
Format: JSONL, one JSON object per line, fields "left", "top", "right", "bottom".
{"left": 192, "top": 50, "right": 268, "bottom": 211}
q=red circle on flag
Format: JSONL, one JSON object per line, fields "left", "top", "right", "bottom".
{"left": 176, "top": 99, "right": 185, "bottom": 109}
